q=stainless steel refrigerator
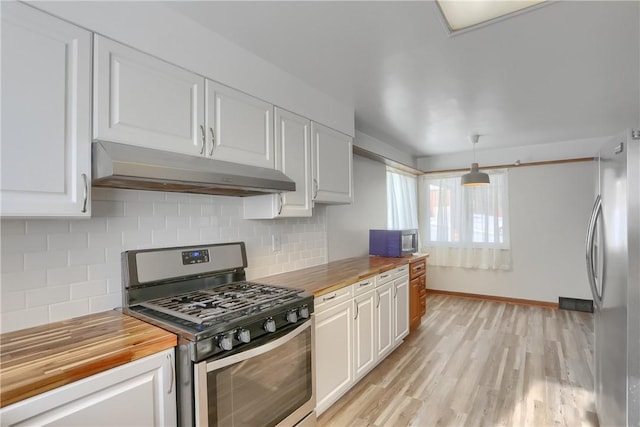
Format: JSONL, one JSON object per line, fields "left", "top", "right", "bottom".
{"left": 586, "top": 128, "right": 640, "bottom": 426}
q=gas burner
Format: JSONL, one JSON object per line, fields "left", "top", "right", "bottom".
{"left": 137, "top": 281, "right": 301, "bottom": 326}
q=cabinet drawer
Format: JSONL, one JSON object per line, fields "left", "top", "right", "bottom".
{"left": 376, "top": 266, "right": 407, "bottom": 286}
{"left": 410, "top": 260, "right": 426, "bottom": 278}
{"left": 315, "top": 286, "right": 353, "bottom": 313}
{"left": 353, "top": 277, "right": 376, "bottom": 296}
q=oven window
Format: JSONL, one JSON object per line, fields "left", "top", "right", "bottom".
{"left": 207, "top": 327, "right": 312, "bottom": 427}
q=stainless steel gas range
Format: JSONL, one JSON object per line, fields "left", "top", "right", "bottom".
{"left": 121, "top": 242, "right": 316, "bottom": 427}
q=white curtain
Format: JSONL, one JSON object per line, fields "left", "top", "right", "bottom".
{"left": 387, "top": 168, "right": 418, "bottom": 229}
{"left": 418, "top": 169, "right": 511, "bottom": 270}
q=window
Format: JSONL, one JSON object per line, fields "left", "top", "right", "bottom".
{"left": 419, "top": 170, "right": 511, "bottom": 269}
{"left": 386, "top": 167, "right": 418, "bottom": 229}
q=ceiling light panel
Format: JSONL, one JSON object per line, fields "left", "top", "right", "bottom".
{"left": 437, "top": 0, "right": 547, "bottom": 32}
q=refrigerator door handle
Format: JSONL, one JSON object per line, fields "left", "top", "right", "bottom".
{"left": 585, "top": 194, "right": 603, "bottom": 309}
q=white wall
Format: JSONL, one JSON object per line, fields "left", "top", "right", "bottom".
{"left": 28, "top": 1, "right": 354, "bottom": 137}
{"left": 426, "top": 161, "right": 595, "bottom": 303}
{"left": 327, "top": 155, "right": 387, "bottom": 261}
{"left": 0, "top": 189, "right": 327, "bottom": 333}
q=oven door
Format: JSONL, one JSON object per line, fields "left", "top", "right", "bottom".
{"left": 194, "top": 319, "right": 315, "bottom": 427}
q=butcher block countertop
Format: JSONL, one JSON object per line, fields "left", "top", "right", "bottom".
{"left": 258, "top": 254, "right": 429, "bottom": 297}
{"left": 0, "top": 311, "right": 177, "bottom": 408}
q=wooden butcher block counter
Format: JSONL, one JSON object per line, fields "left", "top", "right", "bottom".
{"left": 258, "top": 254, "right": 429, "bottom": 297}
{"left": 0, "top": 311, "right": 177, "bottom": 408}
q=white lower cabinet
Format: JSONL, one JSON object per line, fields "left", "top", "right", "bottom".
{"left": 375, "top": 280, "right": 394, "bottom": 360}
{"left": 315, "top": 287, "right": 354, "bottom": 416}
{"left": 353, "top": 288, "right": 377, "bottom": 380}
{"left": 0, "top": 349, "right": 176, "bottom": 427}
{"left": 393, "top": 273, "right": 410, "bottom": 346}
{"left": 315, "top": 267, "right": 409, "bottom": 416}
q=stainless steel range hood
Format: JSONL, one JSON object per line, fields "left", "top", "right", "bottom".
{"left": 92, "top": 141, "right": 295, "bottom": 196}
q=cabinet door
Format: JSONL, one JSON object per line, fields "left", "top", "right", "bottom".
{"left": 375, "top": 282, "right": 394, "bottom": 359}
{"left": 353, "top": 290, "right": 377, "bottom": 381}
{"left": 94, "top": 35, "right": 205, "bottom": 156}
{"left": 1, "top": 2, "right": 91, "bottom": 217}
{"left": 0, "top": 349, "right": 176, "bottom": 427}
{"left": 206, "top": 80, "right": 274, "bottom": 169}
{"left": 243, "top": 108, "right": 311, "bottom": 219}
{"left": 315, "top": 299, "right": 354, "bottom": 416}
{"left": 393, "top": 276, "right": 410, "bottom": 345}
{"left": 409, "top": 277, "right": 421, "bottom": 332}
{"left": 311, "top": 122, "right": 353, "bottom": 204}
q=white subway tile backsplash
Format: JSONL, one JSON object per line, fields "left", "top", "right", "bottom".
{"left": 2, "top": 270, "right": 47, "bottom": 291}
{"left": 89, "top": 292, "right": 122, "bottom": 312}
{"left": 47, "top": 265, "right": 87, "bottom": 286}
{"left": 153, "top": 202, "right": 179, "bottom": 216}
{"left": 2, "top": 307, "right": 49, "bottom": 331}
{"left": 70, "top": 280, "right": 107, "bottom": 300}
{"left": 0, "top": 193, "right": 327, "bottom": 333}
{"left": 124, "top": 201, "right": 154, "bottom": 217}
{"left": 107, "top": 216, "right": 139, "bottom": 232}
{"left": 26, "top": 220, "right": 70, "bottom": 234}
{"left": 49, "top": 299, "right": 89, "bottom": 322}
{"left": 48, "top": 233, "right": 88, "bottom": 251}
{"left": 1, "top": 234, "right": 47, "bottom": 254}
{"left": 69, "top": 248, "right": 106, "bottom": 266}
{"left": 88, "top": 231, "right": 123, "bottom": 248}
{"left": 92, "top": 200, "right": 125, "bottom": 217}
{"left": 1, "top": 253, "right": 24, "bottom": 273}
{"left": 70, "top": 218, "right": 107, "bottom": 233}
{"left": 24, "top": 251, "right": 68, "bottom": 271}
{"left": 2, "top": 290, "right": 26, "bottom": 312}
{"left": 27, "top": 285, "right": 70, "bottom": 307}
{"left": 1, "top": 219, "right": 26, "bottom": 235}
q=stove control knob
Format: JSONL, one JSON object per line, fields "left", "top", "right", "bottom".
{"left": 237, "top": 329, "right": 251, "bottom": 343}
{"left": 218, "top": 335, "right": 233, "bottom": 351}
{"left": 286, "top": 310, "right": 298, "bottom": 324}
{"left": 264, "top": 318, "right": 276, "bottom": 333}
{"left": 298, "top": 305, "right": 310, "bottom": 319}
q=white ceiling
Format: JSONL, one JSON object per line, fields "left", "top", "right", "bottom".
{"left": 166, "top": 1, "right": 639, "bottom": 157}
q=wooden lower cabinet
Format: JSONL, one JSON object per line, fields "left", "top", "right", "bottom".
{"left": 0, "top": 349, "right": 176, "bottom": 426}
{"left": 409, "top": 257, "right": 428, "bottom": 332}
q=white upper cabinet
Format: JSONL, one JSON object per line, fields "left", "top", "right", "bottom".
{"left": 93, "top": 35, "right": 205, "bottom": 156}
{"left": 243, "top": 108, "right": 311, "bottom": 219}
{"left": 1, "top": 2, "right": 91, "bottom": 217}
{"left": 205, "top": 80, "right": 274, "bottom": 169}
{"left": 311, "top": 122, "right": 353, "bottom": 204}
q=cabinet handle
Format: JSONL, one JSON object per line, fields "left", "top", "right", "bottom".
{"left": 380, "top": 274, "right": 389, "bottom": 279}
{"left": 81, "top": 173, "right": 88, "bottom": 213}
{"left": 278, "top": 193, "right": 283, "bottom": 215}
{"left": 322, "top": 294, "right": 337, "bottom": 302}
{"left": 354, "top": 301, "right": 359, "bottom": 320}
{"left": 166, "top": 353, "right": 175, "bottom": 395}
{"left": 359, "top": 281, "right": 370, "bottom": 287}
{"left": 199, "top": 125, "right": 206, "bottom": 155}
{"left": 376, "top": 290, "right": 380, "bottom": 308}
{"left": 209, "top": 127, "right": 215, "bottom": 156}
{"left": 313, "top": 178, "right": 319, "bottom": 199}
{"left": 394, "top": 285, "right": 398, "bottom": 298}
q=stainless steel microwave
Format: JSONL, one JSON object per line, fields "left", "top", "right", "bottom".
{"left": 369, "top": 229, "right": 418, "bottom": 257}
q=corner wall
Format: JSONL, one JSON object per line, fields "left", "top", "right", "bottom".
{"left": 327, "top": 155, "right": 387, "bottom": 261}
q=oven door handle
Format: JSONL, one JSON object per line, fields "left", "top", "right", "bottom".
{"left": 203, "top": 320, "right": 312, "bottom": 372}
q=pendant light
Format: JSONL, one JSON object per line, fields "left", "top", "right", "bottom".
{"left": 461, "top": 134, "right": 490, "bottom": 186}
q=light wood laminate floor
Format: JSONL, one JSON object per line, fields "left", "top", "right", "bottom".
{"left": 318, "top": 294, "right": 597, "bottom": 427}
